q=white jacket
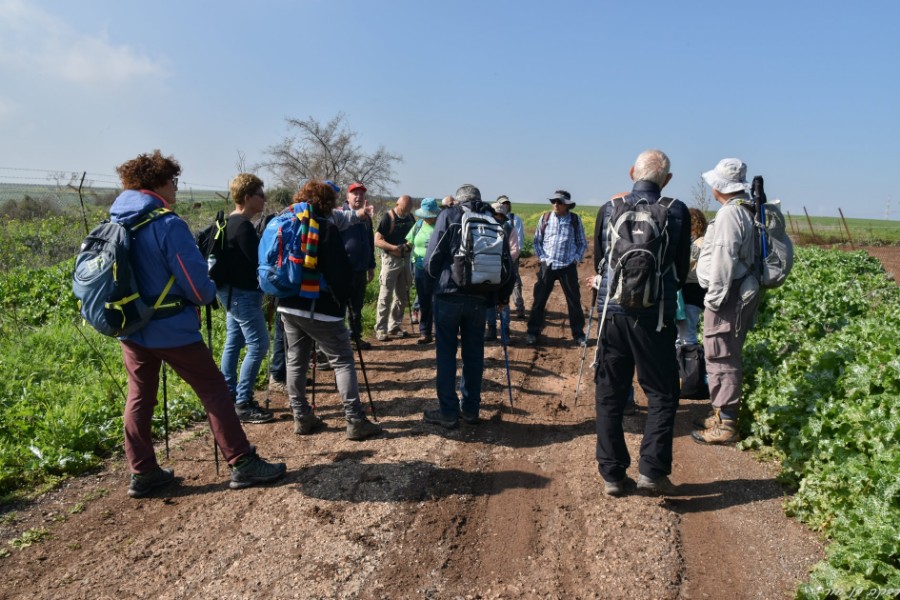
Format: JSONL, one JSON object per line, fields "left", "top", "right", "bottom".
{"left": 696, "top": 197, "right": 757, "bottom": 311}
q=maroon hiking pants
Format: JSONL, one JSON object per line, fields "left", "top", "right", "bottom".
{"left": 120, "top": 341, "right": 252, "bottom": 474}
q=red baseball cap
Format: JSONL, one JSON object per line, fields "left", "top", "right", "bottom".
{"left": 348, "top": 182, "right": 366, "bottom": 193}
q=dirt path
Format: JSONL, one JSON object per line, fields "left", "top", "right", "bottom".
{"left": 0, "top": 255, "right": 825, "bottom": 599}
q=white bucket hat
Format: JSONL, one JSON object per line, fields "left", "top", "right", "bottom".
{"left": 702, "top": 158, "right": 749, "bottom": 194}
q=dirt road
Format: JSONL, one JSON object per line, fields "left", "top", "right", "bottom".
{"left": 0, "top": 255, "right": 825, "bottom": 599}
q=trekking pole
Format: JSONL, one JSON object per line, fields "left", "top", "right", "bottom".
{"left": 350, "top": 312, "right": 378, "bottom": 421}
{"left": 204, "top": 304, "right": 220, "bottom": 476}
{"left": 499, "top": 307, "right": 515, "bottom": 410}
{"left": 574, "top": 287, "right": 598, "bottom": 405}
{"left": 162, "top": 362, "right": 170, "bottom": 460}
{"left": 311, "top": 343, "right": 317, "bottom": 412}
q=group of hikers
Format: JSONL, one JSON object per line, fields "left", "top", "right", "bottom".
{"left": 99, "top": 147, "right": 772, "bottom": 499}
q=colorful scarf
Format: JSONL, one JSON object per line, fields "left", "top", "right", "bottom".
{"left": 291, "top": 202, "right": 322, "bottom": 299}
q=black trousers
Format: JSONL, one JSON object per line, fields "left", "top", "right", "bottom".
{"left": 594, "top": 312, "right": 680, "bottom": 482}
{"left": 347, "top": 270, "right": 368, "bottom": 337}
{"left": 526, "top": 262, "right": 585, "bottom": 338}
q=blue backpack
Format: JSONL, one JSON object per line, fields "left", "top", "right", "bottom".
{"left": 257, "top": 203, "right": 327, "bottom": 298}
{"left": 72, "top": 208, "right": 183, "bottom": 336}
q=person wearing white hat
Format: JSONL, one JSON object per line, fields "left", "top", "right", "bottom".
{"left": 694, "top": 158, "right": 762, "bottom": 445}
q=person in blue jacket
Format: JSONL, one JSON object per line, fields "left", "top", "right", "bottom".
{"left": 110, "top": 150, "right": 285, "bottom": 498}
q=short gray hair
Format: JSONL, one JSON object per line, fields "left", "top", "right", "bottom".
{"left": 632, "top": 149, "right": 671, "bottom": 187}
{"left": 455, "top": 184, "right": 481, "bottom": 203}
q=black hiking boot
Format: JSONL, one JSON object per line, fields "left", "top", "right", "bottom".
{"left": 128, "top": 467, "right": 175, "bottom": 498}
{"left": 229, "top": 450, "right": 286, "bottom": 490}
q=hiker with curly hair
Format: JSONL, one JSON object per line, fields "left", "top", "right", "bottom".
{"left": 111, "top": 150, "right": 285, "bottom": 498}
{"left": 278, "top": 180, "right": 383, "bottom": 441}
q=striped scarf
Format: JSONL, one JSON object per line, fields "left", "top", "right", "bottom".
{"left": 292, "top": 202, "right": 322, "bottom": 299}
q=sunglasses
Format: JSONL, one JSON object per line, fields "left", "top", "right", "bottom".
{"left": 171, "top": 177, "right": 179, "bottom": 188}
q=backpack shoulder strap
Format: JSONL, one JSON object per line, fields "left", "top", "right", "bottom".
{"left": 129, "top": 207, "right": 172, "bottom": 232}
{"left": 539, "top": 211, "right": 551, "bottom": 236}
{"left": 658, "top": 196, "right": 675, "bottom": 209}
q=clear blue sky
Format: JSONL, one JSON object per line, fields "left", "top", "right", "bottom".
{"left": 1, "top": 0, "right": 898, "bottom": 219}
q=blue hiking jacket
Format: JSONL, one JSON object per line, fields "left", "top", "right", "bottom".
{"left": 109, "top": 190, "right": 216, "bottom": 348}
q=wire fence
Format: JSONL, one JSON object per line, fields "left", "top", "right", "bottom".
{"left": 0, "top": 166, "right": 226, "bottom": 208}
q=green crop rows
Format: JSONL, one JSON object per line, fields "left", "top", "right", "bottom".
{"left": 741, "top": 248, "right": 900, "bottom": 597}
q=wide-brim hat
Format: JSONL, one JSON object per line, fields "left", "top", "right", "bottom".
{"left": 549, "top": 191, "right": 575, "bottom": 207}
{"left": 702, "top": 158, "right": 749, "bottom": 194}
{"left": 414, "top": 197, "right": 441, "bottom": 219}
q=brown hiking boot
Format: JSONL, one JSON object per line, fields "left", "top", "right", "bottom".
{"left": 692, "top": 412, "right": 740, "bottom": 445}
{"left": 293, "top": 412, "right": 324, "bottom": 435}
{"left": 692, "top": 408, "right": 718, "bottom": 430}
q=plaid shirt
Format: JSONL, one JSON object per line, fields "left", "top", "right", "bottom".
{"left": 533, "top": 211, "right": 586, "bottom": 269}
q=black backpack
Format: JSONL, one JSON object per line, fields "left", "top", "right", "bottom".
{"left": 605, "top": 196, "right": 675, "bottom": 309}
{"left": 194, "top": 210, "right": 228, "bottom": 286}
{"left": 677, "top": 343, "right": 709, "bottom": 399}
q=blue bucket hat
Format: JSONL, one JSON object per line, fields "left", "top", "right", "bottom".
{"left": 414, "top": 197, "right": 441, "bottom": 219}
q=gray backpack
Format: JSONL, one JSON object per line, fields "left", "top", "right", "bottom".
{"left": 755, "top": 199, "right": 794, "bottom": 289}
{"left": 450, "top": 206, "right": 508, "bottom": 293}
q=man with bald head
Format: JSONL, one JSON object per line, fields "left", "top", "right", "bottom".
{"left": 374, "top": 195, "right": 416, "bottom": 340}
{"left": 441, "top": 196, "right": 455, "bottom": 209}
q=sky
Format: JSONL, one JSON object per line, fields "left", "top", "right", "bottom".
{"left": 1, "top": 0, "right": 898, "bottom": 220}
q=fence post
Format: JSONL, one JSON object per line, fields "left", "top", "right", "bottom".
{"left": 803, "top": 206, "right": 817, "bottom": 242}
{"left": 787, "top": 211, "right": 799, "bottom": 236}
{"left": 838, "top": 208, "right": 855, "bottom": 249}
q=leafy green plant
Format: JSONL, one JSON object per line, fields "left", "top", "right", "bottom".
{"left": 740, "top": 247, "right": 900, "bottom": 596}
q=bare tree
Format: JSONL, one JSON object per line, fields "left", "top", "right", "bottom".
{"left": 263, "top": 113, "right": 402, "bottom": 194}
{"left": 691, "top": 174, "right": 711, "bottom": 212}
{"left": 234, "top": 150, "right": 249, "bottom": 174}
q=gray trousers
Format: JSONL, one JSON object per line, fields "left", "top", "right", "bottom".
{"left": 511, "top": 258, "right": 524, "bottom": 311}
{"left": 375, "top": 253, "right": 412, "bottom": 334}
{"left": 282, "top": 312, "right": 366, "bottom": 421}
{"left": 703, "top": 279, "right": 761, "bottom": 414}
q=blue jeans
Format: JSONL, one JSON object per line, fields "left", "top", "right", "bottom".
{"left": 676, "top": 304, "right": 703, "bottom": 346}
{"left": 433, "top": 294, "right": 487, "bottom": 419}
{"left": 217, "top": 286, "right": 269, "bottom": 405}
{"left": 485, "top": 305, "right": 510, "bottom": 338}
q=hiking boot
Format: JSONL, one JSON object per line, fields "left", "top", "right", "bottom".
{"left": 229, "top": 451, "right": 287, "bottom": 490}
{"left": 346, "top": 418, "right": 383, "bottom": 440}
{"left": 375, "top": 330, "right": 389, "bottom": 341}
{"left": 269, "top": 376, "right": 287, "bottom": 394}
{"left": 354, "top": 338, "right": 372, "bottom": 351}
{"left": 416, "top": 334, "right": 432, "bottom": 345}
{"left": 390, "top": 329, "right": 409, "bottom": 339}
{"left": 516, "top": 307, "right": 526, "bottom": 319}
{"left": 128, "top": 467, "right": 175, "bottom": 498}
{"left": 235, "top": 400, "right": 275, "bottom": 424}
{"left": 459, "top": 412, "right": 481, "bottom": 425}
{"left": 484, "top": 328, "right": 497, "bottom": 342}
{"left": 603, "top": 476, "right": 633, "bottom": 497}
{"left": 575, "top": 335, "right": 587, "bottom": 347}
{"left": 423, "top": 408, "right": 459, "bottom": 430}
{"left": 636, "top": 474, "right": 677, "bottom": 496}
{"left": 692, "top": 414, "right": 740, "bottom": 445}
{"left": 526, "top": 333, "right": 537, "bottom": 346}
{"left": 692, "top": 408, "right": 718, "bottom": 430}
{"left": 293, "top": 412, "right": 325, "bottom": 435}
